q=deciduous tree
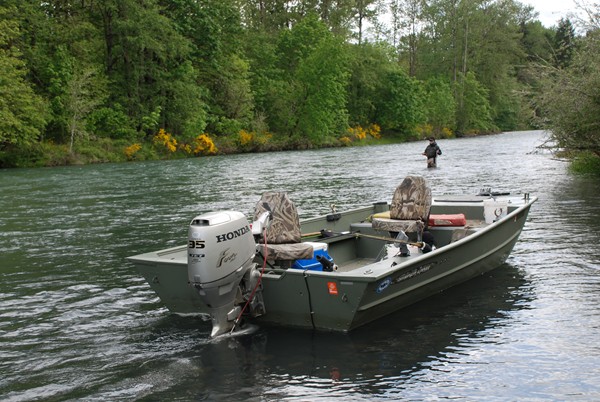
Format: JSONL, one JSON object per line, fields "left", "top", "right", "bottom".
{"left": 374, "top": 68, "right": 424, "bottom": 133}
{"left": 535, "top": 30, "right": 600, "bottom": 157}
{"left": 0, "top": 6, "right": 48, "bottom": 147}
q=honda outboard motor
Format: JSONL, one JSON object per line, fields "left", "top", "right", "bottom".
{"left": 187, "top": 210, "right": 262, "bottom": 337}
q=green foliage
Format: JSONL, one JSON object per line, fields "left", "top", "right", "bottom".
{"left": 87, "top": 105, "right": 137, "bottom": 140}
{"left": 295, "top": 36, "right": 350, "bottom": 143}
{"left": 65, "top": 65, "right": 108, "bottom": 152}
{"left": 455, "top": 72, "right": 495, "bottom": 134}
{"left": 535, "top": 29, "right": 600, "bottom": 159}
{"left": 165, "top": 0, "right": 245, "bottom": 139}
{"left": 242, "top": 31, "right": 285, "bottom": 135}
{"left": 0, "top": 6, "right": 48, "bottom": 147}
{"left": 346, "top": 43, "right": 395, "bottom": 127}
{"left": 411, "top": 0, "right": 530, "bottom": 132}
{"left": 554, "top": 18, "right": 576, "bottom": 68}
{"left": 0, "top": 142, "right": 70, "bottom": 168}
{"left": 374, "top": 68, "right": 425, "bottom": 134}
{"left": 520, "top": 20, "right": 554, "bottom": 63}
{"left": 422, "top": 77, "right": 456, "bottom": 132}
{"left": 491, "top": 81, "right": 522, "bottom": 131}
{"left": 2, "top": 0, "right": 598, "bottom": 168}
{"left": 570, "top": 152, "right": 600, "bottom": 176}
{"left": 211, "top": 116, "right": 245, "bottom": 138}
{"left": 240, "top": 0, "right": 294, "bottom": 33}
{"left": 93, "top": 0, "right": 196, "bottom": 138}
{"left": 208, "top": 55, "right": 253, "bottom": 136}
{"left": 277, "top": 14, "right": 332, "bottom": 74}
{"left": 141, "top": 106, "right": 163, "bottom": 135}
{"left": 264, "top": 15, "right": 352, "bottom": 143}
{"left": 45, "top": 45, "right": 75, "bottom": 142}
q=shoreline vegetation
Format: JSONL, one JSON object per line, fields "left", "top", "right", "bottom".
{"left": 0, "top": 124, "right": 463, "bottom": 168}
{"left": 1, "top": 2, "right": 599, "bottom": 173}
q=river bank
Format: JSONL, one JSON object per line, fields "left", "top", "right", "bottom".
{"left": 0, "top": 128, "right": 449, "bottom": 169}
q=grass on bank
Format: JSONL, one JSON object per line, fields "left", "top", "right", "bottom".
{"left": 569, "top": 151, "right": 600, "bottom": 176}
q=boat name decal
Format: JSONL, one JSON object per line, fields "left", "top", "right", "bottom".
{"left": 217, "top": 248, "right": 237, "bottom": 268}
{"left": 216, "top": 225, "right": 251, "bottom": 243}
{"left": 376, "top": 262, "right": 439, "bottom": 293}
{"left": 393, "top": 264, "right": 433, "bottom": 284}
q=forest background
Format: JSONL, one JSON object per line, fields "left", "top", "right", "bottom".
{"left": 0, "top": 0, "right": 599, "bottom": 171}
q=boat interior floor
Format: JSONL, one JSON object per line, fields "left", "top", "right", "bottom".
{"left": 334, "top": 243, "right": 424, "bottom": 273}
{"left": 336, "top": 258, "right": 378, "bottom": 272}
{"left": 328, "top": 219, "right": 489, "bottom": 274}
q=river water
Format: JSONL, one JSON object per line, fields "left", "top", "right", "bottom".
{"left": 1, "top": 130, "right": 599, "bottom": 401}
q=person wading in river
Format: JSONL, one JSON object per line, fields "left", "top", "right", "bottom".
{"left": 422, "top": 137, "right": 442, "bottom": 168}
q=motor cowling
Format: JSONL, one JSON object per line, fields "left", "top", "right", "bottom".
{"left": 187, "top": 210, "right": 257, "bottom": 337}
{"left": 188, "top": 210, "right": 254, "bottom": 284}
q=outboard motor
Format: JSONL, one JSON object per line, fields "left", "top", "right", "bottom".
{"left": 187, "top": 211, "right": 264, "bottom": 337}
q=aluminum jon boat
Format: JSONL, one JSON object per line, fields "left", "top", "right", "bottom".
{"left": 127, "top": 176, "right": 536, "bottom": 337}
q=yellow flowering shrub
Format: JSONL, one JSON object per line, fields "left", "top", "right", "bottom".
{"left": 339, "top": 136, "right": 352, "bottom": 146}
{"left": 239, "top": 130, "right": 253, "bottom": 146}
{"left": 256, "top": 131, "right": 273, "bottom": 146}
{"left": 124, "top": 143, "right": 142, "bottom": 160}
{"left": 441, "top": 127, "right": 454, "bottom": 138}
{"left": 347, "top": 124, "right": 381, "bottom": 141}
{"left": 237, "top": 130, "right": 273, "bottom": 149}
{"left": 416, "top": 124, "right": 433, "bottom": 139}
{"left": 192, "top": 133, "right": 218, "bottom": 155}
{"left": 348, "top": 126, "right": 367, "bottom": 140}
{"left": 368, "top": 124, "right": 381, "bottom": 139}
{"left": 416, "top": 124, "right": 454, "bottom": 139}
{"left": 180, "top": 143, "right": 193, "bottom": 154}
{"left": 153, "top": 129, "right": 177, "bottom": 153}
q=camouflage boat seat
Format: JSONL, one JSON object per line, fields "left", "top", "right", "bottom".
{"left": 371, "top": 176, "right": 432, "bottom": 238}
{"left": 253, "top": 192, "right": 314, "bottom": 261}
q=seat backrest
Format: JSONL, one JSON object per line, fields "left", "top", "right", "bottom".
{"left": 389, "top": 176, "right": 432, "bottom": 221}
{"left": 253, "top": 192, "right": 302, "bottom": 244}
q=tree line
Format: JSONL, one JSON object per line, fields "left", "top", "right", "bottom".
{"left": 0, "top": 0, "right": 597, "bottom": 169}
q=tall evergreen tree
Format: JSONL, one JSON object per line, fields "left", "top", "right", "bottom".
{"left": 554, "top": 18, "right": 576, "bottom": 68}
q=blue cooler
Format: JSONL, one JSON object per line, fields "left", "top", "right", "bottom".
{"left": 292, "top": 243, "right": 333, "bottom": 271}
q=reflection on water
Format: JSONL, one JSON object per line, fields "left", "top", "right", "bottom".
{"left": 1, "top": 131, "right": 600, "bottom": 400}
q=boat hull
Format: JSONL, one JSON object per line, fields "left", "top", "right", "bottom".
{"left": 127, "top": 194, "right": 535, "bottom": 332}
{"left": 256, "top": 200, "right": 531, "bottom": 331}
{"left": 128, "top": 245, "right": 207, "bottom": 314}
